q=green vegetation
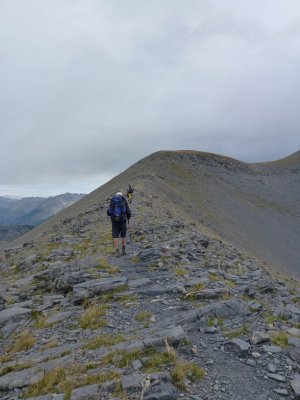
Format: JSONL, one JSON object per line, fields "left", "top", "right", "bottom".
{"left": 7, "top": 331, "right": 36, "bottom": 354}
{"left": 22, "top": 365, "right": 121, "bottom": 399}
{"left": 143, "top": 351, "right": 176, "bottom": 373}
{"left": 175, "top": 267, "right": 187, "bottom": 277}
{"left": 79, "top": 304, "right": 108, "bottom": 329}
{"left": 135, "top": 310, "right": 152, "bottom": 327}
{"left": 171, "top": 361, "right": 205, "bottom": 390}
{"left": 32, "top": 311, "right": 53, "bottom": 330}
{"left": 271, "top": 332, "right": 289, "bottom": 347}
{"left": 86, "top": 334, "right": 125, "bottom": 349}
{"left": 223, "top": 324, "right": 249, "bottom": 338}
{"left": 0, "top": 362, "right": 33, "bottom": 377}
{"left": 101, "top": 349, "right": 147, "bottom": 368}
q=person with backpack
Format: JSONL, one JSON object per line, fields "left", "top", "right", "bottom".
{"left": 126, "top": 185, "right": 134, "bottom": 203}
{"left": 107, "top": 192, "right": 131, "bottom": 256}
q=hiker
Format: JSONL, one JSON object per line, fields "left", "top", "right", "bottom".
{"left": 107, "top": 192, "right": 131, "bottom": 256}
{"left": 126, "top": 185, "right": 134, "bottom": 203}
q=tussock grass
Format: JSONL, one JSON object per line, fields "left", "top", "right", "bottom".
{"left": 271, "top": 332, "right": 289, "bottom": 347}
{"left": 175, "top": 268, "right": 187, "bottom": 277}
{"left": 86, "top": 334, "right": 125, "bottom": 349}
{"left": 135, "top": 310, "right": 152, "bottom": 327}
{"left": 0, "top": 362, "right": 33, "bottom": 377}
{"left": 22, "top": 364, "right": 121, "bottom": 399}
{"left": 143, "top": 351, "right": 176, "bottom": 373}
{"left": 223, "top": 324, "right": 249, "bottom": 338}
{"left": 101, "top": 349, "right": 148, "bottom": 368}
{"left": 79, "top": 304, "right": 108, "bottom": 329}
{"left": 171, "top": 361, "right": 205, "bottom": 390}
{"left": 8, "top": 331, "right": 36, "bottom": 353}
{"left": 31, "top": 310, "right": 53, "bottom": 329}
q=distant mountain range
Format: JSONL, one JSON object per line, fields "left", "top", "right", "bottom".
{"left": 0, "top": 193, "right": 85, "bottom": 241}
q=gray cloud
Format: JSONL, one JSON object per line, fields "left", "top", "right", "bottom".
{"left": 1, "top": 0, "right": 299, "bottom": 196}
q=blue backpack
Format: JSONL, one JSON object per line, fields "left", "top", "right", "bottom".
{"left": 109, "top": 195, "right": 127, "bottom": 222}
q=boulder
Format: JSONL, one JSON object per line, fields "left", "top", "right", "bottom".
{"left": 0, "top": 307, "right": 31, "bottom": 328}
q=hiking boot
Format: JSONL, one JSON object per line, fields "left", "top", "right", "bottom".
{"left": 122, "top": 246, "right": 126, "bottom": 256}
{"left": 115, "top": 249, "right": 120, "bottom": 257}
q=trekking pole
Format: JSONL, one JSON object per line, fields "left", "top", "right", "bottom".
{"left": 127, "top": 221, "right": 134, "bottom": 254}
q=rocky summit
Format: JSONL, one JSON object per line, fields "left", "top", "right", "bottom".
{"left": 0, "top": 151, "right": 299, "bottom": 400}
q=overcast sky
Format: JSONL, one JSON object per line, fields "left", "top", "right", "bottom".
{"left": 1, "top": 0, "right": 300, "bottom": 197}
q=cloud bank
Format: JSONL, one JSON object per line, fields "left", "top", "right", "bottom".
{"left": 1, "top": 0, "right": 299, "bottom": 196}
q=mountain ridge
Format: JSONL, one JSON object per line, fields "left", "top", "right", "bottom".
{"left": 0, "top": 150, "right": 299, "bottom": 399}
{"left": 13, "top": 149, "right": 300, "bottom": 280}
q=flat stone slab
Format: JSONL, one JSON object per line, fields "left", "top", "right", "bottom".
{"left": 70, "top": 384, "right": 99, "bottom": 400}
{"left": 291, "top": 376, "right": 300, "bottom": 399}
{"left": 73, "top": 277, "right": 128, "bottom": 301}
{"left": 267, "top": 373, "right": 286, "bottom": 382}
{"left": 143, "top": 326, "right": 186, "bottom": 348}
{"left": 263, "top": 345, "right": 283, "bottom": 354}
{"left": 0, "top": 307, "right": 31, "bottom": 328}
{"left": 27, "top": 395, "right": 64, "bottom": 400}
{"left": 128, "top": 278, "right": 151, "bottom": 288}
{"left": 0, "top": 367, "right": 43, "bottom": 389}
{"left": 122, "top": 373, "right": 146, "bottom": 390}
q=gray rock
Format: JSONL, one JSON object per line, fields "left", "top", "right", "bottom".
{"left": 268, "top": 363, "right": 277, "bottom": 373}
{"left": 251, "top": 331, "right": 270, "bottom": 345}
{"left": 132, "top": 360, "right": 143, "bottom": 370}
{"left": 70, "top": 384, "right": 99, "bottom": 400}
{"left": 144, "top": 382, "right": 178, "bottom": 400}
{"left": 287, "top": 328, "right": 300, "bottom": 336}
{"left": 289, "top": 347, "right": 300, "bottom": 363}
{"left": 291, "top": 375, "right": 300, "bottom": 399}
{"left": 121, "top": 373, "right": 145, "bottom": 390}
{"left": 263, "top": 345, "right": 283, "bottom": 354}
{"left": 0, "top": 367, "right": 43, "bottom": 389}
{"left": 267, "top": 373, "right": 286, "bottom": 382}
{"left": 0, "top": 307, "right": 31, "bottom": 328}
{"left": 73, "top": 277, "right": 128, "bottom": 302}
{"left": 143, "top": 326, "right": 186, "bottom": 348}
{"left": 128, "top": 278, "right": 151, "bottom": 288}
{"left": 273, "top": 388, "right": 289, "bottom": 396}
{"left": 207, "top": 300, "right": 247, "bottom": 319}
{"left": 204, "top": 327, "right": 218, "bottom": 334}
{"left": 45, "top": 311, "right": 73, "bottom": 325}
{"left": 226, "top": 338, "right": 250, "bottom": 357}
{"left": 27, "top": 395, "right": 64, "bottom": 400}
{"left": 42, "top": 354, "right": 75, "bottom": 373}
{"left": 288, "top": 337, "right": 300, "bottom": 347}
{"left": 137, "top": 284, "right": 166, "bottom": 296}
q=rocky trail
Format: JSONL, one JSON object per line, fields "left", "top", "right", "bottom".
{"left": 0, "top": 191, "right": 299, "bottom": 400}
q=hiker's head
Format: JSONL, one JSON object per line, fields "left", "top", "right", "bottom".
{"left": 116, "top": 192, "right": 123, "bottom": 197}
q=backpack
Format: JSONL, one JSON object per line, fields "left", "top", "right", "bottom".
{"left": 109, "top": 195, "right": 127, "bottom": 222}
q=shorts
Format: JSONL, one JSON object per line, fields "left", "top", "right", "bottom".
{"left": 112, "top": 220, "right": 127, "bottom": 238}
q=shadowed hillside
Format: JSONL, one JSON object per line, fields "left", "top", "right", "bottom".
{"left": 13, "top": 150, "right": 300, "bottom": 280}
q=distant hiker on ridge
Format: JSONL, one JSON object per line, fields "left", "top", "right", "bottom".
{"left": 107, "top": 192, "right": 131, "bottom": 257}
{"left": 126, "top": 185, "right": 134, "bottom": 203}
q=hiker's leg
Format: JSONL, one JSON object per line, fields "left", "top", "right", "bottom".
{"left": 120, "top": 222, "right": 127, "bottom": 255}
{"left": 112, "top": 222, "right": 120, "bottom": 253}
